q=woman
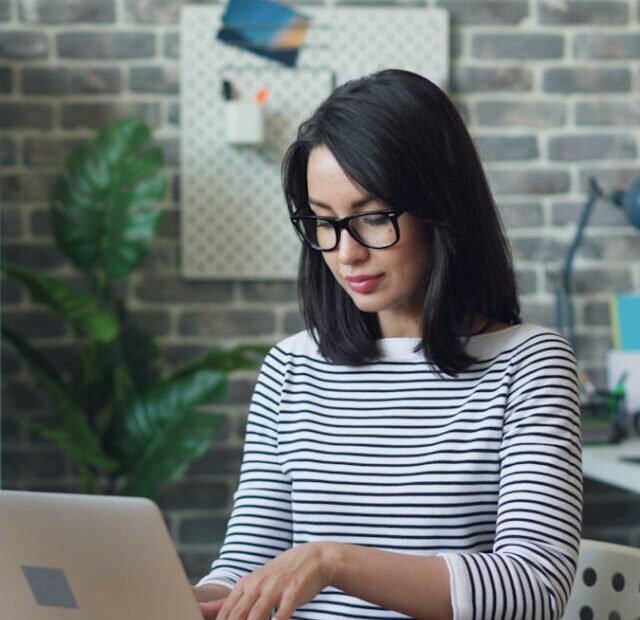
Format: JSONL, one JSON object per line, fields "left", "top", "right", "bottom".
{"left": 193, "top": 69, "right": 582, "bottom": 620}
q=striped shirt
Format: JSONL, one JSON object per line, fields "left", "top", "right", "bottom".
{"left": 198, "top": 323, "right": 583, "bottom": 620}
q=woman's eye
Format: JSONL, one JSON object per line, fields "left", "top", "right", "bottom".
{"left": 316, "top": 220, "right": 333, "bottom": 229}
{"left": 363, "top": 214, "right": 389, "bottom": 226}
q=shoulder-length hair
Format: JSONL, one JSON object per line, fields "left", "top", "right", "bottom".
{"left": 281, "top": 68, "right": 520, "bottom": 375}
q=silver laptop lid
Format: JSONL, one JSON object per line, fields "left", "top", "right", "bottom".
{"left": 0, "top": 491, "right": 203, "bottom": 620}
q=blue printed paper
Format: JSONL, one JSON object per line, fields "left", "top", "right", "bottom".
{"left": 217, "top": 0, "right": 310, "bottom": 67}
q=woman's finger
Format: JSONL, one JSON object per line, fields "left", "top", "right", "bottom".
{"left": 198, "top": 598, "right": 226, "bottom": 620}
{"left": 271, "top": 589, "right": 299, "bottom": 620}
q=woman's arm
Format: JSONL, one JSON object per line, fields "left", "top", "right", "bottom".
{"left": 326, "top": 543, "right": 453, "bottom": 620}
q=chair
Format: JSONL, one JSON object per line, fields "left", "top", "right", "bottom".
{"left": 562, "top": 539, "right": 640, "bottom": 620}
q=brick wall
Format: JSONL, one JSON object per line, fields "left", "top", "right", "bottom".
{"left": 2, "top": 0, "right": 639, "bottom": 583}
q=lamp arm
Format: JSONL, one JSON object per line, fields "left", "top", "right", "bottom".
{"left": 562, "top": 179, "right": 601, "bottom": 297}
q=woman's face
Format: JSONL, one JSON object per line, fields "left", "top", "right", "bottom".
{"left": 306, "top": 145, "right": 431, "bottom": 338}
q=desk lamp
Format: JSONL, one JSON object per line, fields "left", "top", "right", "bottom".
{"left": 556, "top": 176, "right": 640, "bottom": 351}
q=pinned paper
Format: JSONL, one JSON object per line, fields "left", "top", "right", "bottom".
{"left": 217, "top": 0, "right": 310, "bottom": 68}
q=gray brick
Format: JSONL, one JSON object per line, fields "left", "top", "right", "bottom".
{"left": 486, "top": 169, "right": 570, "bottom": 196}
{"left": 591, "top": 235, "right": 640, "bottom": 261}
{"left": 578, "top": 169, "right": 640, "bottom": 195}
{"left": 226, "top": 377, "right": 258, "bottom": 404}
{"left": 1, "top": 414, "right": 20, "bottom": 441}
{"left": 178, "top": 310, "right": 275, "bottom": 337}
{"left": 477, "top": 101, "right": 566, "bottom": 128}
{"left": 450, "top": 30, "right": 463, "bottom": 60}
{"left": 284, "top": 309, "right": 305, "bottom": 334}
{"left": 1, "top": 173, "right": 56, "bottom": 201}
{"left": 583, "top": 301, "right": 611, "bottom": 326}
{"left": 549, "top": 134, "right": 637, "bottom": 162}
{"left": 574, "top": 33, "right": 640, "bottom": 60}
{"left": 546, "top": 267, "right": 633, "bottom": 294}
{"left": 3, "top": 310, "right": 66, "bottom": 338}
{"left": 2, "top": 446, "right": 68, "bottom": 481}
{"left": 23, "top": 67, "right": 121, "bottom": 95}
{"left": 544, "top": 68, "right": 631, "bottom": 94}
{"left": 164, "top": 31, "right": 179, "bottom": 59}
{"left": 57, "top": 32, "right": 154, "bottom": 59}
{"left": 511, "top": 236, "right": 566, "bottom": 262}
{"left": 156, "top": 481, "right": 228, "bottom": 511}
{"left": 574, "top": 334, "right": 612, "bottom": 360}
{"left": 576, "top": 102, "right": 640, "bottom": 126}
{"left": 474, "top": 135, "right": 538, "bottom": 162}
{"left": 61, "top": 102, "right": 161, "bottom": 129}
{"left": 0, "top": 0, "right": 9, "bottom": 20}
{"left": 19, "top": 0, "right": 115, "bottom": 23}
{"left": 538, "top": 1, "right": 628, "bottom": 25}
{"left": 164, "top": 344, "right": 217, "bottom": 368}
{"left": 551, "top": 200, "right": 630, "bottom": 227}
{"left": 131, "top": 310, "right": 171, "bottom": 336}
{"left": 158, "top": 207, "right": 179, "bottom": 239}
{"left": 436, "top": 1, "right": 528, "bottom": 25}
{"left": 124, "top": 0, "right": 181, "bottom": 23}
{"left": 0, "top": 102, "right": 52, "bottom": 129}
{"left": 2, "top": 276, "right": 22, "bottom": 303}
{"left": 0, "top": 137, "right": 16, "bottom": 165}
{"left": 497, "top": 200, "right": 544, "bottom": 228}
{"left": 240, "top": 281, "right": 297, "bottom": 303}
{"left": 30, "top": 209, "right": 51, "bottom": 236}
{"left": 136, "top": 276, "right": 233, "bottom": 303}
{"left": 515, "top": 268, "right": 537, "bottom": 296}
{"left": 2, "top": 347, "right": 21, "bottom": 376}
{"left": 187, "top": 446, "right": 243, "bottom": 476}
{"left": 138, "top": 242, "right": 178, "bottom": 270}
{"left": 168, "top": 100, "right": 180, "bottom": 126}
{"left": 473, "top": 33, "right": 563, "bottom": 60}
{"left": 178, "top": 516, "right": 229, "bottom": 545}
{"left": 129, "top": 65, "right": 179, "bottom": 94}
{"left": 8, "top": 179, "right": 55, "bottom": 211}
{"left": 451, "top": 66, "right": 532, "bottom": 93}
{"left": 0, "top": 66, "right": 11, "bottom": 92}
{"left": 24, "top": 137, "right": 84, "bottom": 166}
{"left": 1, "top": 206, "right": 21, "bottom": 236}
{"left": 3, "top": 380, "right": 47, "bottom": 410}
{"left": 2, "top": 243, "right": 66, "bottom": 270}
{"left": 0, "top": 31, "right": 48, "bottom": 58}
{"left": 519, "top": 300, "right": 555, "bottom": 327}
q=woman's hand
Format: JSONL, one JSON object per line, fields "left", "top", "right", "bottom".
{"left": 193, "top": 583, "right": 232, "bottom": 620}
{"left": 215, "top": 542, "right": 335, "bottom": 620}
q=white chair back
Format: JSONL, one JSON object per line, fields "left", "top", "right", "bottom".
{"left": 562, "top": 539, "right": 640, "bottom": 620}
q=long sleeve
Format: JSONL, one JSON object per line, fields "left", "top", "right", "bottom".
{"left": 439, "top": 331, "right": 583, "bottom": 620}
{"left": 197, "top": 346, "right": 293, "bottom": 589}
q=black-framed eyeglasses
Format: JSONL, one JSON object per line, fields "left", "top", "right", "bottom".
{"left": 290, "top": 209, "right": 403, "bottom": 251}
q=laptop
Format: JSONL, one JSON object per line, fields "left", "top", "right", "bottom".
{"left": 0, "top": 490, "right": 205, "bottom": 620}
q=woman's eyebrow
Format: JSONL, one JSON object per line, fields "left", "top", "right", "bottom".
{"left": 308, "top": 195, "right": 375, "bottom": 209}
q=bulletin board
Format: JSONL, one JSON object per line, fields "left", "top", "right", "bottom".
{"left": 180, "top": 5, "right": 449, "bottom": 279}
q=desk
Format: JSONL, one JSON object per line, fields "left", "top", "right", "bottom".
{"left": 582, "top": 438, "right": 640, "bottom": 494}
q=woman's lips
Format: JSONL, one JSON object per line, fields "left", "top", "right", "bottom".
{"left": 345, "top": 274, "right": 383, "bottom": 293}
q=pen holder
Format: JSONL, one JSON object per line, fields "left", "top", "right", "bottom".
{"left": 224, "top": 100, "right": 264, "bottom": 146}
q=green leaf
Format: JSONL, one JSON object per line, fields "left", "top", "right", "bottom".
{"left": 171, "top": 344, "right": 270, "bottom": 381}
{"left": 2, "top": 327, "right": 118, "bottom": 472}
{"left": 110, "top": 368, "right": 228, "bottom": 498}
{"left": 122, "top": 411, "right": 224, "bottom": 498}
{"left": 50, "top": 116, "right": 167, "bottom": 278}
{"left": 116, "top": 303, "right": 161, "bottom": 393}
{"left": 1, "top": 261, "right": 118, "bottom": 343}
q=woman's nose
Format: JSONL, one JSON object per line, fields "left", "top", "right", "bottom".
{"left": 337, "top": 229, "right": 369, "bottom": 264}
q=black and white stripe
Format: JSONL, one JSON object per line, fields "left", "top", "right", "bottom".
{"left": 198, "top": 324, "right": 582, "bottom": 620}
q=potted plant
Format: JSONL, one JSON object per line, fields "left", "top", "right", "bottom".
{"left": 2, "top": 116, "right": 266, "bottom": 498}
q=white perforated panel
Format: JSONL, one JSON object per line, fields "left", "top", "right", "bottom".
{"left": 180, "top": 5, "right": 449, "bottom": 279}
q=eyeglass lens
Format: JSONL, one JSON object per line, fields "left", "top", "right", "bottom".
{"left": 297, "top": 212, "right": 397, "bottom": 250}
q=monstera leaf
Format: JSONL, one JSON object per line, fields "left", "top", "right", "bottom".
{"left": 50, "top": 116, "right": 166, "bottom": 279}
{"left": 1, "top": 262, "right": 118, "bottom": 343}
{"left": 2, "top": 328, "right": 118, "bottom": 481}
{"left": 108, "top": 368, "right": 228, "bottom": 498}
